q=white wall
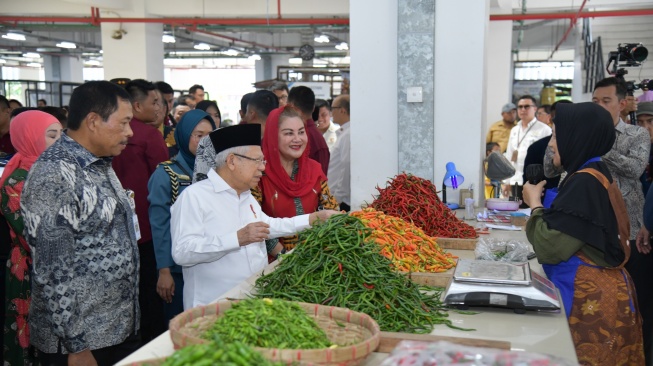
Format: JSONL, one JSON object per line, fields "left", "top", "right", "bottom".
{"left": 349, "top": 0, "right": 397, "bottom": 209}
{"left": 485, "top": 20, "right": 513, "bottom": 132}
{"left": 434, "top": 0, "right": 489, "bottom": 204}
{"left": 165, "top": 68, "right": 256, "bottom": 123}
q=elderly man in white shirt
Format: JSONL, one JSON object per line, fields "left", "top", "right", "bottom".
{"left": 504, "top": 95, "right": 552, "bottom": 191}
{"left": 170, "top": 124, "right": 338, "bottom": 309}
{"left": 327, "top": 95, "right": 351, "bottom": 211}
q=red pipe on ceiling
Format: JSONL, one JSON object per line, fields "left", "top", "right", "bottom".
{"left": 0, "top": 16, "right": 349, "bottom": 26}
{"left": 0, "top": 8, "right": 649, "bottom": 26}
{"left": 277, "top": 0, "right": 282, "bottom": 19}
{"left": 490, "top": 8, "right": 653, "bottom": 21}
{"left": 549, "top": 0, "right": 587, "bottom": 59}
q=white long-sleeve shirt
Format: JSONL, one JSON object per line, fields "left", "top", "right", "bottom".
{"left": 327, "top": 122, "right": 351, "bottom": 205}
{"left": 170, "top": 169, "right": 310, "bottom": 309}
{"left": 504, "top": 118, "right": 552, "bottom": 185}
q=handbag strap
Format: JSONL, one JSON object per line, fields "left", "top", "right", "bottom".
{"left": 575, "top": 168, "right": 631, "bottom": 268}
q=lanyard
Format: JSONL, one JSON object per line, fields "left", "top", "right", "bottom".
{"left": 517, "top": 121, "right": 535, "bottom": 148}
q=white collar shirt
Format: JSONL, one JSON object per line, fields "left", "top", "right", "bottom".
{"left": 323, "top": 121, "right": 339, "bottom": 152}
{"left": 504, "top": 118, "right": 552, "bottom": 185}
{"left": 170, "top": 169, "right": 310, "bottom": 309}
{"left": 327, "top": 122, "right": 351, "bottom": 205}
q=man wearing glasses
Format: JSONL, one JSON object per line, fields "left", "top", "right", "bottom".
{"left": 503, "top": 95, "right": 552, "bottom": 196}
{"left": 170, "top": 124, "right": 338, "bottom": 309}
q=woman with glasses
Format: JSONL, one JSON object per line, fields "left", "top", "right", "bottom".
{"left": 147, "top": 110, "right": 215, "bottom": 324}
{"left": 253, "top": 106, "right": 339, "bottom": 261}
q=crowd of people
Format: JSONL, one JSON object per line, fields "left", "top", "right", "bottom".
{"left": 2, "top": 74, "right": 653, "bottom": 365}
{"left": 487, "top": 78, "right": 653, "bottom": 365}
{"left": 0, "top": 80, "right": 350, "bottom": 365}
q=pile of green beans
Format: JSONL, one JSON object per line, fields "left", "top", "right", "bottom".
{"left": 254, "top": 214, "right": 468, "bottom": 334}
{"left": 161, "top": 340, "right": 286, "bottom": 366}
{"left": 202, "top": 298, "right": 332, "bottom": 349}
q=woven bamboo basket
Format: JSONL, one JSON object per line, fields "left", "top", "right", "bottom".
{"left": 129, "top": 357, "right": 311, "bottom": 366}
{"left": 168, "top": 300, "right": 381, "bottom": 366}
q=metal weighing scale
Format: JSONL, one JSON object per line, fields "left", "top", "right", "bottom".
{"left": 443, "top": 259, "right": 561, "bottom": 314}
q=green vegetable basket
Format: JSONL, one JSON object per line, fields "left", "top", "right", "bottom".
{"left": 168, "top": 299, "right": 381, "bottom": 366}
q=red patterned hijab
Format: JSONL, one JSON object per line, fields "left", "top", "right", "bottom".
{"left": 261, "top": 106, "right": 326, "bottom": 197}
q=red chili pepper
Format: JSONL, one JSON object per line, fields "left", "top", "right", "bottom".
{"left": 338, "top": 262, "right": 343, "bottom": 274}
{"left": 363, "top": 283, "right": 374, "bottom": 289}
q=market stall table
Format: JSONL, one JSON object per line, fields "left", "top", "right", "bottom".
{"left": 116, "top": 212, "right": 579, "bottom": 365}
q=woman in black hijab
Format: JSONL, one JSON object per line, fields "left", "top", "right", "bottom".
{"left": 523, "top": 102, "right": 644, "bottom": 365}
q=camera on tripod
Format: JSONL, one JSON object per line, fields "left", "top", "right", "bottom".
{"left": 605, "top": 43, "right": 650, "bottom": 124}
{"left": 607, "top": 43, "right": 648, "bottom": 70}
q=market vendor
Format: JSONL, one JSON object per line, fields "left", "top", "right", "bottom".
{"left": 522, "top": 102, "right": 644, "bottom": 365}
{"left": 170, "top": 123, "right": 338, "bottom": 309}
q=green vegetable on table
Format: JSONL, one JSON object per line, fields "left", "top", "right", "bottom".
{"left": 254, "top": 214, "right": 472, "bottom": 333}
{"left": 202, "top": 298, "right": 332, "bottom": 349}
{"left": 161, "top": 339, "right": 286, "bottom": 366}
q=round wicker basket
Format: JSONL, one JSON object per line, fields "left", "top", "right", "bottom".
{"left": 168, "top": 299, "right": 381, "bottom": 366}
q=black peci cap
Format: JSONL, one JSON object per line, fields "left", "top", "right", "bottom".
{"left": 209, "top": 124, "right": 261, "bottom": 154}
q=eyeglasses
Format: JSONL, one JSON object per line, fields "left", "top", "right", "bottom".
{"left": 233, "top": 153, "right": 267, "bottom": 166}
{"left": 517, "top": 105, "right": 535, "bottom": 109}
{"left": 536, "top": 111, "right": 549, "bottom": 116}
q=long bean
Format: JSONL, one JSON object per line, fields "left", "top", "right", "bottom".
{"left": 254, "top": 214, "right": 472, "bottom": 333}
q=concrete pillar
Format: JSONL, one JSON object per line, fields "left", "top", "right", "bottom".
{"left": 397, "top": 0, "right": 436, "bottom": 180}
{"left": 255, "top": 54, "right": 291, "bottom": 82}
{"left": 485, "top": 20, "right": 513, "bottom": 133}
{"left": 100, "top": 0, "right": 163, "bottom": 81}
{"left": 43, "top": 55, "right": 61, "bottom": 82}
{"left": 351, "top": 0, "right": 490, "bottom": 209}
{"left": 433, "top": 0, "right": 489, "bottom": 205}
{"left": 350, "top": 0, "right": 398, "bottom": 209}
{"left": 44, "top": 55, "right": 84, "bottom": 83}
{"left": 60, "top": 57, "right": 84, "bottom": 83}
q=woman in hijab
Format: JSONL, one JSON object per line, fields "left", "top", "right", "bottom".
{"left": 523, "top": 102, "right": 644, "bottom": 365}
{"left": 253, "top": 106, "right": 338, "bottom": 261}
{"left": 147, "top": 110, "right": 215, "bottom": 324}
{"left": 3, "top": 110, "right": 63, "bottom": 365}
{"left": 195, "top": 100, "right": 222, "bottom": 127}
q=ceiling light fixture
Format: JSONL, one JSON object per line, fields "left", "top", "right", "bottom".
{"left": 2, "top": 32, "right": 26, "bottom": 41}
{"left": 26, "top": 62, "right": 41, "bottom": 67}
{"left": 0, "top": 59, "right": 6, "bottom": 64}
{"left": 335, "top": 42, "right": 349, "bottom": 51}
{"left": 194, "top": 43, "right": 211, "bottom": 50}
{"left": 248, "top": 54, "right": 261, "bottom": 61}
{"left": 85, "top": 60, "right": 101, "bottom": 66}
{"left": 23, "top": 52, "right": 41, "bottom": 59}
{"left": 162, "top": 34, "right": 176, "bottom": 43}
{"left": 223, "top": 49, "right": 239, "bottom": 56}
{"left": 314, "top": 35, "right": 330, "bottom": 43}
{"left": 56, "top": 41, "right": 77, "bottom": 49}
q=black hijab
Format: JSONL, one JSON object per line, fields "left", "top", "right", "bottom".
{"left": 542, "top": 102, "right": 623, "bottom": 266}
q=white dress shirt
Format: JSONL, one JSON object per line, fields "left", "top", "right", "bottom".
{"left": 170, "top": 169, "right": 310, "bottom": 309}
{"left": 504, "top": 118, "right": 552, "bottom": 185}
{"left": 323, "top": 121, "right": 339, "bottom": 152}
{"left": 327, "top": 122, "right": 351, "bottom": 205}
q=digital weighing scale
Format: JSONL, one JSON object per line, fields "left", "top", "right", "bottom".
{"left": 443, "top": 259, "right": 561, "bottom": 314}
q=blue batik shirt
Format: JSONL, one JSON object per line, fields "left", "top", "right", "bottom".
{"left": 21, "top": 133, "right": 140, "bottom": 354}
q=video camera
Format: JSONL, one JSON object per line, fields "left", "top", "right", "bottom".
{"left": 606, "top": 43, "right": 650, "bottom": 124}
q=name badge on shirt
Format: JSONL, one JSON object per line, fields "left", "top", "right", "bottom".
{"left": 511, "top": 150, "right": 518, "bottom": 163}
{"left": 125, "top": 189, "right": 142, "bottom": 241}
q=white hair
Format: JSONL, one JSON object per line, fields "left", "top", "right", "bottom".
{"left": 214, "top": 146, "right": 251, "bottom": 170}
